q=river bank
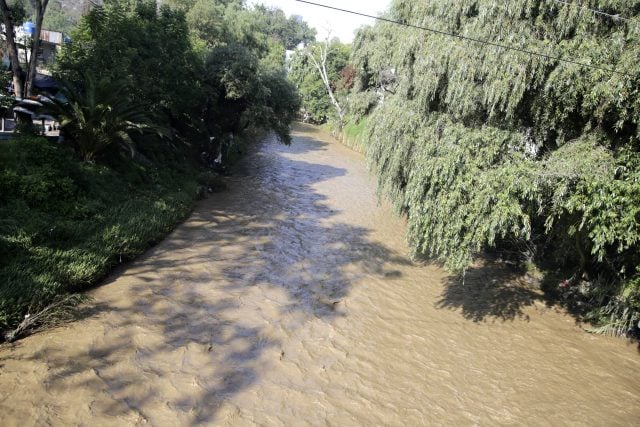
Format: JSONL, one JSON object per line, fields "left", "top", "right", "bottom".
{"left": 0, "top": 135, "right": 204, "bottom": 340}
{"left": 0, "top": 124, "right": 638, "bottom": 425}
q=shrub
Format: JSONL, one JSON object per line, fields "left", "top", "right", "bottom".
{"left": 0, "top": 135, "right": 198, "bottom": 336}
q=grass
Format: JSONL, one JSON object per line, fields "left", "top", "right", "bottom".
{"left": 344, "top": 118, "right": 368, "bottom": 142}
{"left": 0, "top": 135, "right": 201, "bottom": 338}
{"left": 324, "top": 117, "right": 370, "bottom": 153}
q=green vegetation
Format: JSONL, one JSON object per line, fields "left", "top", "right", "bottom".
{"left": 0, "top": 0, "right": 306, "bottom": 339}
{"left": 288, "top": 39, "right": 351, "bottom": 123}
{"left": 13, "top": 0, "right": 84, "bottom": 34}
{"left": 44, "top": 76, "right": 168, "bottom": 161}
{"left": 334, "top": 116, "right": 369, "bottom": 153}
{"left": 326, "top": 0, "right": 640, "bottom": 337}
{"left": 0, "top": 134, "right": 198, "bottom": 334}
{"left": 250, "top": 4, "right": 316, "bottom": 50}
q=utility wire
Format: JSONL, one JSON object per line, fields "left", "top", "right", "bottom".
{"left": 295, "top": 0, "right": 632, "bottom": 78}
{"left": 552, "top": 0, "right": 632, "bottom": 23}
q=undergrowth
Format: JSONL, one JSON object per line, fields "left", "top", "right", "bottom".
{"left": 0, "top": 135, "right": 200, "bottom": 339}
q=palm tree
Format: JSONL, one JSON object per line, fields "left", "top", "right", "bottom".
{"left": 44, "top": 75, "right": 169, "bottom": 162}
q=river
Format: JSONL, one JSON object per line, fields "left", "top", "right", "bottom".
{"left": 0, "top": 123, "right": 638, "bottom": 425}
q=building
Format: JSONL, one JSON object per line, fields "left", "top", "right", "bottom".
{"left": 35, "top": 28, "right": 65, "bottom": 66}
{"left": 1, "top": 22, "right": 66, "bottom": 71}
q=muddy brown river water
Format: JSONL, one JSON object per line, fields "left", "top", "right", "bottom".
{"left": 1, "top": 124, "right": 639, "bottom": 425}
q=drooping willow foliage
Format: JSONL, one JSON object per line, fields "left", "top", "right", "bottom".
{"left": 350, "top": 0, "right": 640, "bottom": 334}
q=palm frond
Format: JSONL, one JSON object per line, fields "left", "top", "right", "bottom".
{"left": 41, "top": 73, "right": 171, "bottom": 161}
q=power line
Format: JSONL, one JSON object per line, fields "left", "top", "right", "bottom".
{"left": 552, "top": 0, "right": 632, "bottom": 23}
{"left": 295, "top": 0, "right": 631, "bottom": 78}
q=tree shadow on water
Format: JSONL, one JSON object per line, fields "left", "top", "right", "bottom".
{"left": 436, "top": 262, "right": 544, "bottom": 322}
{"left": 5, "top": 131, "right": 411, "bottom": 424}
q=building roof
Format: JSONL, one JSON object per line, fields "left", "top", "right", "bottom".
{"left": 40, "top": 29, "right": 64, "bottom": 45}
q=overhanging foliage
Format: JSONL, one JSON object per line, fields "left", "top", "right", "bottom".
{"left": 351, "top": 0, "right": 640, "bottom": 335}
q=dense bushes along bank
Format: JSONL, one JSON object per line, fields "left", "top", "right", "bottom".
{"left": 0, "top": 135, "right": 201, "bottom": 339}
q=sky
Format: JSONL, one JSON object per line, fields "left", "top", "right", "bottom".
{"left": 247, "top": 0, "right": 392, "bottom": 43}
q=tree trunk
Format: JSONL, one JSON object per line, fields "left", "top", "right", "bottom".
{"left": 26, "top": 0, "right": 49, "bottom": 97}
{"left": 0, "top": 0, "right": 24, "bottom": 98}
{"left": 307, "top": 38, "right": 344, "bottom": 122}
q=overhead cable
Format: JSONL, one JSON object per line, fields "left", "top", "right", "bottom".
{"left": 552, "top": 0, "right": 632, "bottom": 23}
{"left": 295, "top": 0, "right": 632, "bottom": 78}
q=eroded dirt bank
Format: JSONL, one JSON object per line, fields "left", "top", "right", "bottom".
{"left": 0, "top": 124, "right": 638, "bottom": 425}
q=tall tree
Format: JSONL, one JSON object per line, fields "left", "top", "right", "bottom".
{"left": 25, "top": 0, "right": 49, "bottom": 96}
{"left": 0, "top": 0, "right": 25, "bottom": 97}
{"left": 0, "top": 0, "right": 49, "bottom": 97}
{"left": 56, "top": 0, "right": 204, "bottom": 126}
{"left": 289, "top": 37, "right": 349, "bottom": 123}
{"left": 307, "top": 37, "right": 344, "bottom": 122}
{"left": 251, "top": 5, "right": 315, "bottom": 50}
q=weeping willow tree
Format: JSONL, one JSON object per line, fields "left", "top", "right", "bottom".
{"left": 350, "top": 0, "right": 640, "bottom": 336}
